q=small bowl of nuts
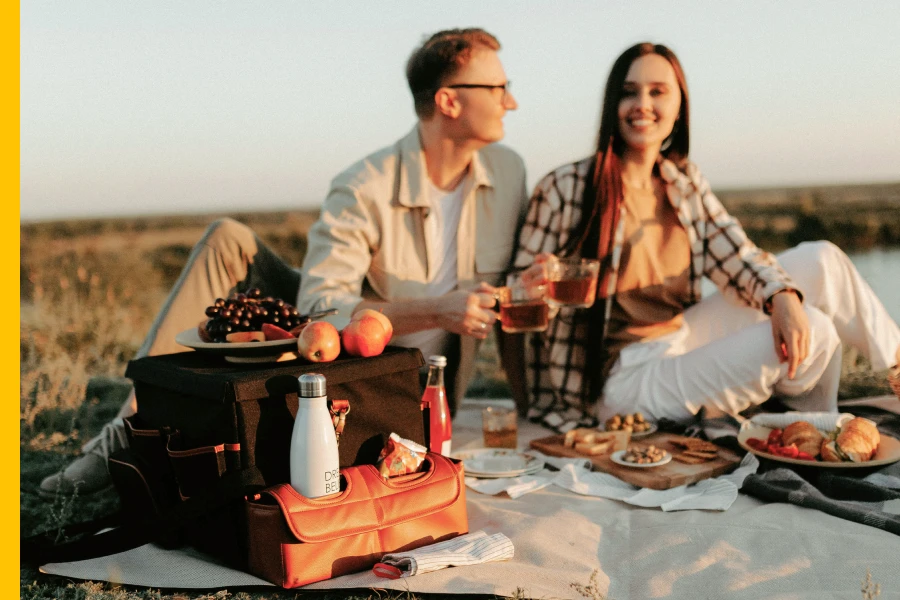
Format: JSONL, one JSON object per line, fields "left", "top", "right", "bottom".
{"left": 604, "top": 412, "right": 658, "bottom": 439}
{"left": 610, "top": 444, "right": 671, "bottom": 468}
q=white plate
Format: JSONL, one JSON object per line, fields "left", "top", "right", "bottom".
{"left": 609, "top": 449, "right": 672, "bottom": 468}
{"left": 603, "top": 422, "right": 658, "bottom": 439}
{"left": 451, "top": 448, "right": 544, "bottom": 478}
{"left": 738, "top": 424, "right": 900, "bottom": 469}
{"left": 463, "top": 462, "right": 545, "bottom": 479}
{"left": 175, "top": 328, "right": 299, "bottom": 363}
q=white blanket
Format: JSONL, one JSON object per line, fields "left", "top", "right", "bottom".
{"left": 42, "top": 398, "right": 900, "bottom": 599}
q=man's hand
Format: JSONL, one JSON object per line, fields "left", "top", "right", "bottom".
{"left": 769, "top": 290, "right": 809, "bottom": 379}
{"left": 435, "top": 283, "right": 498, "bottom": 339}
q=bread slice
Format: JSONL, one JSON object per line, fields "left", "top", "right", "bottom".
{"left": 575, "top": 440, "right": 612, "bottom": 456}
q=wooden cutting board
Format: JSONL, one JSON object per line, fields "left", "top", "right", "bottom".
{"left": 530, "top": 432, "right": 742, "bottom": 490}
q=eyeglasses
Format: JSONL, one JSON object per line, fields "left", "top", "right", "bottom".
{"left": 445, "top": 81, "right": 512, "bottom": 103}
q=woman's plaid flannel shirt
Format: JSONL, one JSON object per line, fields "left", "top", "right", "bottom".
{"left": 513, "top": 156, "right": 798, "bottom": 432}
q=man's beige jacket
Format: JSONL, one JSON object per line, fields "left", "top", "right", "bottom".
{"left": 298, "top": 126, "right": 527, "bottom": 403}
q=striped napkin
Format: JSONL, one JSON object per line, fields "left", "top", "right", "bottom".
{"left": 372, "top": 531, "right": 514, "bottom": 579}
{"left": 552, "top": 453, "right": 760, "bottom": 511}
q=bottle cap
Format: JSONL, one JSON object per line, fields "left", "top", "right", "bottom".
{"left": 298, "top": 373, "right": 326, "bottom": 397}
{"left": 427, "top": 355, "right": 447, "bottom": 368}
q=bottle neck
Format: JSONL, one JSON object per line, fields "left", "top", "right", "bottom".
{"left": 425, "top": 365, "right": 444, "bottom": 388}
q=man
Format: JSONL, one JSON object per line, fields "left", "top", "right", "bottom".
{"left": 297, "top": 27, "right": 526, "bottom": 410}
{"left": 39, "top": 27, "right": 526, "bottom": 497}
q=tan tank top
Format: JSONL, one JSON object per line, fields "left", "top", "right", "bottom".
{"left": 604, "top": 180, "right": 691, "bottom": 369}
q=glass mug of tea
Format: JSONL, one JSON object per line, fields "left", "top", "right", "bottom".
{"left": 494, "top": 272, "right": 550, "bottom": 334}
{"left": 546, "top": 257, "right": 600, "bottom": 309}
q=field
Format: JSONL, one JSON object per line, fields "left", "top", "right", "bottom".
{"left": 19, "top": 194, "right": 895, "bottom": 599}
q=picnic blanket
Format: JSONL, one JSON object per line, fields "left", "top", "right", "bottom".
{"left": 40, "top": 397, "right": 900, "bottom": 599}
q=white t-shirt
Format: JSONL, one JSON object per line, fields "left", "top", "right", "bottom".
{"left": 391, "top": 178, "right": 464, "bottom": 360}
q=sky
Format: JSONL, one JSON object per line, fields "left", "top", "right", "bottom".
{"left": 20, "top": 1, "right": 900, "bottom": 221}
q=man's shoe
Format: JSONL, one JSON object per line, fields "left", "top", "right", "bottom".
{"left": 38, "top": 417, "right": 128, "bottom": 498}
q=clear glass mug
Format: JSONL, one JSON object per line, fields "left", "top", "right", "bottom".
{"left": 494, "top": 271, "right": 550, "bottom": 334}
{"left": 545, "top": 257, "right": 600, "bottom": 309}
{"left": 482, "top": 405, "right": 518, "bottom": 449}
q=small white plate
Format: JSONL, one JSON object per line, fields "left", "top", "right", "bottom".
{"left": 451, "top": 448, "right": 544, "bottom": 478}
{"left": 603, "top": 422, "right": 658, "bottom": 439}
{"left": 463, "top": 462, "right": 545, "bottom": 479}
{"left": 609, "top": 449, "right": 672, "bottom": 468}
{"left": 175, "top": 328, "right": 298, "bottom": 362}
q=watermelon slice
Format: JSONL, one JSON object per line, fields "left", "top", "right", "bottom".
{"left": 262, "top": 323, "right": 295, "bottom": 341}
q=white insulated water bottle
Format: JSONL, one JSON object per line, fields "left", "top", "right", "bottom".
{"left": 290, "top": 373, "right": 340, "bottom": 497}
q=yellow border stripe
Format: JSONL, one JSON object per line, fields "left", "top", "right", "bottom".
{"left": 9, "top": 0, "right": 21, "bottom": 593}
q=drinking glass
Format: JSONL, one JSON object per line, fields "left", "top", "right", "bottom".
{"left": 482, "top": 406, "right": 518, "bottom": 449}
{"left": 546, "top": 257, "right": 600, "bottom": 309}
{"left": 494, "top": 271, "right": 549, "bottom": 333}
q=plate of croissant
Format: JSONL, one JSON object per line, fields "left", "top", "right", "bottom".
{"left": 738, "top": 416, "right": 900, "bottom": 468}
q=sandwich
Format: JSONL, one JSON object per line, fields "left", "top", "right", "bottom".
{"left": 782, "top": 421, "right": 825, "bottom": 459}
{"left": 820, "top": 417, "right": 880, "bottom": 463}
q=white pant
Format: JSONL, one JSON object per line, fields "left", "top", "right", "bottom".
{"left": 601, "top": 241, "right": 900, "bottom": 423}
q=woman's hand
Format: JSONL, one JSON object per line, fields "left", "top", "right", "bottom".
{"left": 769, "top": 290, "right": 809, "bottom": 379}
{"left": 520, "top": 253, "right": 553, "bottom": 288}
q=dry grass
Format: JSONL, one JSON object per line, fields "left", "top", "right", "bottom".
{"left": 19, "top": 212, "right": 892, "bottom": 600}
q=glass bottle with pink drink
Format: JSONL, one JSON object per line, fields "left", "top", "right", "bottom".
{"left": 420, "top": 355, "right": 451, "bottom": 455}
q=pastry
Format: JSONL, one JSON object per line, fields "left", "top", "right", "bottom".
{"left": 820, "top": 417, "right": 880, "bottom": 463}
{"left": 782, "top": 421, "right": 825, "bottom": 458}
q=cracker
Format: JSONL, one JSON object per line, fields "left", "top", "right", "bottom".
{"left": 672, "top": 453, "right": 710, "bottom": 464}
{"left": 671, "top": 438, "right": 718, "bottom": 452}
{"left": 682, "top": 450, "right": 718, "bottom": 459}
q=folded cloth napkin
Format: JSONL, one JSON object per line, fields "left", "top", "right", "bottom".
{"left": 465, "top": 474, "right": 553, "bottom": 499}
{"left": 552, "top": 453, "right": 760, "bottom": 511}
{"left": 372, "top": 530, "right": 514, "bottom": 579}
{"left": 464, "top": 452, "right": 588, "bottom": 498}
{"left": 746, "top": 411, "right": 855, "bottom": 432}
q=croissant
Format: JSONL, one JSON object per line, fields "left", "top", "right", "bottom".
{"left": 820, "top": 417, "right": 880, "bottom": 463}
{"left": 782, "top": 421, "right": 824, "bottom": 458}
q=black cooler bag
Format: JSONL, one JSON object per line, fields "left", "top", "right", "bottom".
{"left": 117, "top": 346, "right": 426, "bottom": 566}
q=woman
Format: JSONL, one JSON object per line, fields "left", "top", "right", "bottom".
{"left": 514, "top": 42, "right": 900, "bottom": 432}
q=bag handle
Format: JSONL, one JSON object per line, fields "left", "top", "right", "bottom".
{"left": 329, "top": 399, "right": 350, "bottom": 446}
{"left": 20, "top": 465, "right": 266, "bottom": 566}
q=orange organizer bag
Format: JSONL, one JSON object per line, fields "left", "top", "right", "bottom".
{"left": 244, "top": 452, "right": 468, "bottom": 588}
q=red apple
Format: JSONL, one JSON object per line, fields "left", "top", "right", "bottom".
{"left": 341, "top": 316, "right": 388, "bottom": 357}
{"left": 289, "top": 322, "right": 310, "bottom": 337}
{"left": 351, "top": 309, "right": 393, "bottom": 343}
{"left": 262, "top": 323, "right": 295, "bottom": 341}
{"left": 296, "top": 321, "right": 341, "bottom": 362}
